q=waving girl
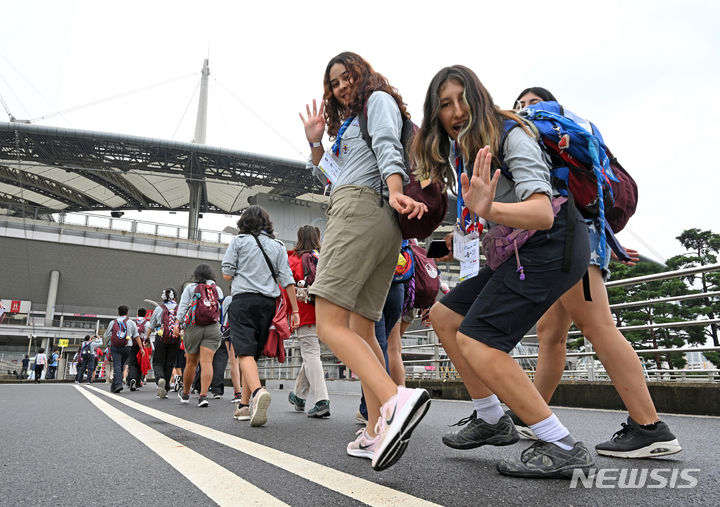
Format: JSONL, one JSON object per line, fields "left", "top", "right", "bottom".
{"left": 299, "top": 51, "right": 430, "bottom": 471}
{"left": 415, "top": 65, "right": 592, "bottom": 479}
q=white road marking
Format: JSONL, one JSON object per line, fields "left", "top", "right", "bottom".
{"left": 75, "top": 386, "right": 287, "bottom": 507}
{"left": 86, "top": 385, "right": 440, "bottom": 506}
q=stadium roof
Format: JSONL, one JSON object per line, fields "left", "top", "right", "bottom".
{"left": 0, "top": 121, "right": 323, "bottom": 214}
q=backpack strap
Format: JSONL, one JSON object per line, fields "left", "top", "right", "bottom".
{"left": 358, "top": 100, "right": 415, "bottom": 207}
{"left": 252, "top": 234, "right": 278, "bottom": 283}
{"left": 358, "top": 105, "right": 385, "bottom": 207}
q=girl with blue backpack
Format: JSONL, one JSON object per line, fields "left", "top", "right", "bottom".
{"left": 414, "top": 65, "right": 592, "bottom": 479}
{"left": 298, "top": 51, "right": 431, "bottom": 471}
{"left": 509, "top": 87, "right": 681, "bottom": 458}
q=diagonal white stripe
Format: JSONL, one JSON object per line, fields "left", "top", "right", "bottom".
{"left": 75, "top": 386, "right": 287, "bottom": 507}
{"left": 86, "top": 385, "right": 439, "bottom": 506}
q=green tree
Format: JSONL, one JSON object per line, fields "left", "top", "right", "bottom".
{"left": 607, "top": 262, "right": 694, "bottom": 369}
{"left": 667, "top": 228, "right": 720, "bottom": 346}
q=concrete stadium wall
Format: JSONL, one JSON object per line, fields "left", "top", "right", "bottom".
{"left": 1, "top": 236, "right": 226, "bottom": 315}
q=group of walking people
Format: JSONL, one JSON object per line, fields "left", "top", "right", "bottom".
{"left": 292, "top": 52, "right": 681, "bottom": 478}
{"left": 97, "top": 50, "right": 681, "bottom": 482}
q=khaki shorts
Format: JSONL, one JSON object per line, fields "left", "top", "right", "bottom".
{"left": 310, "top": 185, "right": 401, "bottom": 322}
{"left": 183, "top": 323, "right": 222, "bottom": 355}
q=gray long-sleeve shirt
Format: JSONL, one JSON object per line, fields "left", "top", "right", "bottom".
{"left": 453, "top": 127, "right": 556, "bottom": 230}
{"left": 307, "top": 90, "right": 409, "bottom": 196}
{"left": 221, "top": 233, "right": 294, "bottom": 297}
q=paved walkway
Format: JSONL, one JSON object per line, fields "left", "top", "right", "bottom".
{"left": 1, "top": 384, "right": 716, "bottom": 506}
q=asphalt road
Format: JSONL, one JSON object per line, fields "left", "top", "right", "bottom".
{"left": 1, "top": 383, "right": 717, "bottom": 506}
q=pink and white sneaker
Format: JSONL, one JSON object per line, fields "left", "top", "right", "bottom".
{"left": 371, "top": 386, "right": 431, "bottom": 471}
{"left": 347, "top": 428, "right": 379, "bottom": 459}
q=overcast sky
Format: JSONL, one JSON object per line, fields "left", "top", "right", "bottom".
{"left": 2, "top": 0, "right": 718, "bottom": 263}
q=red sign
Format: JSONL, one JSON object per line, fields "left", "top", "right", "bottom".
{"left": 10, "top": 300, "right": 20, "bottom": 313}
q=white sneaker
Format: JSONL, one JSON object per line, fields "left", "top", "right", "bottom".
{"left": 371, "top": 387, "right": 431, "bottom": 471}
{"left": 233, "top": 405, "right": 250, "bottom": 421}
{"left": 347, "top": 428, "right": 379, "bottom": 459}
{"left": 249, "top": 388, "right": 272, "bottom": 427}
{"left": 156, "top": 378, "right": 167, "bottom": 399}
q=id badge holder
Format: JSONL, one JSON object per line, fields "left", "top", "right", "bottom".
{"left": 318, "top": 151, "right": 341, "bottom": 186}
{"left": 454, "top": 224, "right": 480, "bottom": 281}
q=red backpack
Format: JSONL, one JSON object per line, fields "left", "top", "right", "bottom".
{"left": 109, "top": 319, "right": 128, "bottom": 348}
{"left": 158, "top": 304, "right": 179, "bottom": 344}
{"left": 407, "top": 244, "right": 441, "bottom": 309}
{"left": 186, "top": 283, "right": 220, "bottom": 326}
{"left": 135, "top": 318, "right": 147, "bottom": 338}
{"left": 359, "top": 107, "right": 448, "bottom": 240}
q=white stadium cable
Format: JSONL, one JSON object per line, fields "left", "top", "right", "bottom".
{"left": 0, "top": 69, "right": 32, "bottom": 119}
{"left": 213, "top": 77, "right": 305, "bottom": 158}
{"left": 0, "top": 90, "right": 13, "bottom": 119}
{"left": 171, "top": 79, "right": 201, "bottom": 141}
{"left": 29, "top": 72, "right": 199, "bottom": 123}
{"left": 625, "top": 227, "right": 667, "bottom": 264}
{"left": 0, "top": 52, "right": 58, "bottom": 120}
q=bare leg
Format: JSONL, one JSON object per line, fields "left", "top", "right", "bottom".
{"left": 534, "top": 301, "right": 573, "bottom": 402}
{"left": 387, "top": 319, "right": 406, "bottom": 386}
{"left": 182, "top": 353, "right": 199, "bottom": 396}
{"left": 457, "top": 334, "right": 552, "bottom": 425}
{"left": 315, "top": 297, "right": 396, "bottom": 436}
{"left": 559, "top": 266, "right": 658, "bottom": 424}
{"left": 238, "top": 355, "right": 262, "bottom": 399}
{"left": 225, "top": 341, "right": 242, "bottom": 394}
{"left": 429, "top": 302, "right": 494, "bottom": 399}
{"left": 198, "top": 346, "right": 215, "bottom": 397}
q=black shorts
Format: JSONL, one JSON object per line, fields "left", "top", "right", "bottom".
{"left": 441, "top": 203, "right": 590, "bottom": 353}
{"left": 174, "top": 348, "right": 186, "bottom": 369}
{"left": 228, "top": 293, "right": 276, "bottom": 360}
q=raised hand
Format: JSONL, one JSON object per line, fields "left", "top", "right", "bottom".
{"left": 298, "top": 99, "right": 326, "bottom": 144}
{"left": 460, "top": 146, "right": 499, "bottom": 219}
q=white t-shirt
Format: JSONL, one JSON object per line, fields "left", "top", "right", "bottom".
{"left": 35, "top": 353, "right": 47, "bottom": 365}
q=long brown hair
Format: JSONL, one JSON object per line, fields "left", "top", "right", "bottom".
{"left": 323, "top": 52, "right": 409, "bottom": 138}
{"left": 411, "top": 65, "right": 533, "bottom": 192}
{"left": 293, "top": 225, "right": 321, "bottom": 256}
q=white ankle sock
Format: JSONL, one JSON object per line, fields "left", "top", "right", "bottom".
{"left": 529, "top": 413, "right": 575, "bottom": 450}
{"left": 472, "top": 395, "right": 505, "bottom": 424}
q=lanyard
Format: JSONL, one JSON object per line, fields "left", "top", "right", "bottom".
{"left": 331, "top": 116, "right": 356, "bottom": 157}
{"left": 453, "top": 141, "right": 478, "bottom": 234}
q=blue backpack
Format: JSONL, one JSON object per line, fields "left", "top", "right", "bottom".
{"left": 500, "top": 101, "right": 636, "bottom": 262}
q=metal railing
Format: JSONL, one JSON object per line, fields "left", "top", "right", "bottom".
{"left": 1, "top": 209, "right": 235, "bottom": 245}
{"left": 258, "top": 263, "right": 720, "bottom": 384}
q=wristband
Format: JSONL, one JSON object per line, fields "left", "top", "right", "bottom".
{"left": 309, "top": 141, "right": 322, "bottom": 148}
{"left": 292, "top": 311, "right": 299, "bottom": 314}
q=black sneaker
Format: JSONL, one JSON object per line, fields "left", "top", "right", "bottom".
{"left": 497, "top": 441, "right": 595, "bottom": 479}
{"left": 178, "top": 391, "right": 190, "bottom": 404}
{"left": 307, "top": 400, "right": 330, "bottom": 418}
{"left": 505, "top": 409, "right": 538, "bottom": 440}
{"left": 198, "top": 395, "right": 209, "bottom": 408}
{"left": 129, "top": 379, "right": 137, "bottom": 391}
{"left": 595, "top": 417, "right": 682, "bottom": 458}
{"left": 442, "top": 412, "right": 519, "bottom": 449}
{"left": 288, "top": 391, "right": 305, "bottom": 412}
{"left": 212, "top": 391, "right": 223, "bottom": 400}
